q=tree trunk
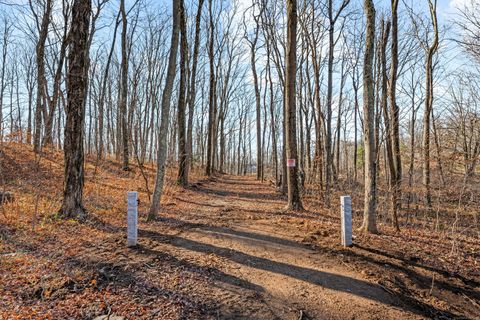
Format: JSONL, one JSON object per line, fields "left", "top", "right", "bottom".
{"left": 407, "top": 91, "right": 417, "bottom": 209}
{"left": 245, "top": 10, "right": 262, "bottom": 180}
{"left": 353, "top": 79, "right": 359, "bottom": 182}
{"left": 44, "top": 5, "right": 69, "bottom": 147}
{"left": 432, "top": 109, "right": 446, "bottom": 187}
{"left": 147, "top": 0, "right": 181, "bottom": 221}
{"left": 360, "top": 0, "right": 378, "bottom": 233}
{"left": 389, "top": 0, "right": 401, "bottom": 230}
{"left": 33, "top": 0, "right": 53, "bottom": 153}
{"left": 186, "top": 0, "right": 205, "bottom": 173}
{"left": 59, "top": 0, "right": 91, "bottom": 219}
{"left": 120, "top": 0, "right": 129, "bottom": 170}
{"left": 285, "top": 0, "right": 303, "bottom": 211}
{"left": 380, "top": 19, "right": 400, "bottom": 231}
{"left": 325, "top": 0, "right": 334, "bottom": 205}
{"left": 205, "top": 0, "right": 215, "bottom": 176}
{"left": 98, "top": 13, "right": 121, "bottom": 159}
{"left": 423, "top": 0, "right": 439, "bottom": 210}
{"left": 177, "top": 1, "right": 188, "bottom": 186}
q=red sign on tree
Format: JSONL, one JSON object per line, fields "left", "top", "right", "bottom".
{"left": 287, "top": 159, "right": 296, "bottom": 167}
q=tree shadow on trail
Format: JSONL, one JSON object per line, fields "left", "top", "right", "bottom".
{"left": 194, "top": 186, "right": 279, "bottom": 202}
{"left": 173, "top": 197, "right": 230, "bottom": 209}
{"left": 139, "top": 227, "right": 462, "bottom": 319}
{"left": 353, "top": 244, "right": 480, "bottom": 295}
{"left": 86, "top": 217, "right": 472, "bottom": 319}
{"left": 2, "top": 222, "right": 267, "bottom": 318}
{"left": 196, "top": 224, "right": 309, "bottom": 250}
{"left": 137, "top": 245, "right": 265, "bottom": 293}
{"left": 89, "top": 218, "right": 480, "bottom": 318}
{"left": 218, "top": 175, "right": 260, "bottom": 183}
{"left": 138, "top": 216, "right": 310, "bottom": 251}
{"left": 182, "top": 179, "right": 340, "bottom": 223}
{"left": 211, "top": 176, "right": 262, "bottom": 188}
{"left": 59, "top": 255, "right": 215, "bottom": 318}
{"left": 190, "top": 176, "right": 281, "bottom": 202}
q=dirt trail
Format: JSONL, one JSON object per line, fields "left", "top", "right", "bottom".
{"left": 144, "top": 175, "right": 424, "bottom": 320}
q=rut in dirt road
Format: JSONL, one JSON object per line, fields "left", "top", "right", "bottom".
{"left": 141, "top": 175, "right": 426, "bottom": 320}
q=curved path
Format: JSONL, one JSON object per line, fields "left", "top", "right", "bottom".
{"left": 142, "top": 175, "right": 423, "bottom": 319}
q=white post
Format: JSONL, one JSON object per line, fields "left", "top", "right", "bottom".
{"left": 340, "top": 196, "right": 352, "bottom": 247}
{"left": 127, "top": 191, "right": 138, "bottom": 247}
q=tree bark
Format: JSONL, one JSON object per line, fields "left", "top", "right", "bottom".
{"left": 360, "top": 0, "right": 378, "bottom": 233}
{"left": 147, "top": 0, "right": 181, "bottom": 221}
{"left": 186, "top": 0, "right": 205, "bottom": 172}
{"left": 32, "top": 0, "right": 53, "bottom": 153}
{"left": 389, "top": 0, "right": 401, "bottom": 230}
{"left": 245, "top": 8, "right": 263, "bottom": 180}
{"left": 205, "top": 0, "right": 215, "bottom": 176}
{"left": 177, "top": 0, "right": 188, "bottom": 186}
{"left": 423, "top": 0, "right": 439, "bottom": 210}
{"left": 120, "top": 0, "right": 129, "bottom": 170}
{"left": 380, "top": 19, "right": 400, "bottom": 230}
{"left": 59, "top": 0, "right": 91, "bottom": 219}
{"left": 285, "top": 0, "right": 303, "bottom": 211}
{"left": 44, "top": 2, "right": 69, "bottom": 147}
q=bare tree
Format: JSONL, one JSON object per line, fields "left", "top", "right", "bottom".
{"left": 423, "top": 0, "right": 439, "bottom": 209}
{"left": 285, "top": 0, "right": 303, "bottom": 211}
{"left": 244, "top": 1, "right": 263, "bottom": 180}
{"left": 389, "top": 0, "right": 401, "bottom": 231}
{"left": 23, "top": 49, "right": 36, "bottom": 145}
{"left": 360, "top": 0, "right": 377, "bottom": 233}
{"left": 31, "top": 0, "right": 53, "bottom": 153}
{"left": 119, "top": 0, "right": 129, "bottom": 170}
{"left": 43, "top": 0, "right": 70, "bottom": 147}
{"left": 0, "top": 16, "right": 12, "bottom": 140}
{"left": 324, "top": 0, "right": 350, "bottom": 205}
{"left": 147, "top": 0, "right": 181, "bottom": 221}
{"left": 176, "top": 0, "right": 188, "bottom": 186}
{"left": 59, "top": 0, "right": 91, "bottom": 219}
{"left": 455, "top": 0, "right": 480, "bottom": 63}
{"left": 97, "top": 12, "right": 121, "bottom": 159}
{"left": 205, "top": 0, "right": 215, "bottom": 176}
{"left": 186, "top": 0, "right": 205, "bottom": 175}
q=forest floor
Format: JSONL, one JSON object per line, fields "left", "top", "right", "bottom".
{"left": 0, "top": 143, "right": 479, "bottom": 319}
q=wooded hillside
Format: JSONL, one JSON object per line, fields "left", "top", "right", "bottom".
{"left": 0, "top": 0, "right": 479, "bottom": 318}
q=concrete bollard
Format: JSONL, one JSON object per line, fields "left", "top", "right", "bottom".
{"left": 340, "top": 196, "right": 352, "bottom": 247}
{"left": 127, "top": 192, "right": 138, "bottom": 247}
